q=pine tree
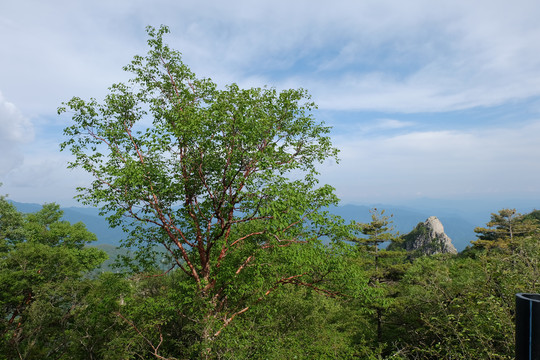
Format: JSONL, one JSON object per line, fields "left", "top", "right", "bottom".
{"left": 473, "top": 208, "right": 539, "bottom": 250}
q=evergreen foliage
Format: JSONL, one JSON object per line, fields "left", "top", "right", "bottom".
{"left": 473, "top": 208, "right": 539, "bottom": 250}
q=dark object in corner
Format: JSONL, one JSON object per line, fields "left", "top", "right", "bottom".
{"left": 516, "top": 293, "right": 540, "bottom": 360}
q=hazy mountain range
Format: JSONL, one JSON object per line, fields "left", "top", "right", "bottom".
{"left": 10, "top": 199, "right": 540, "bottom": 252}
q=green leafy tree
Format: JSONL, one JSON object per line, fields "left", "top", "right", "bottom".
{"left": 64, "top": 273, "right": 136, "bottom": 360}
{"left": 0, "top": 197, "right": 106, "bottom": 359}
{"left": 523, "top": 209, "right": 540, "bottom": 223}
{"left": 213, "top": 286, "right": 364, "bottom": 359}
{"left": 391, "top": 254, "right": 515, "bottom": 359}
{"left": 0, "top": 189, "right": 25, "bottom": 250}
{"left": 23, "top": 203, "right": 98, "bottom": 249}
{"left": 59, "top": 25, "right": 352, "bottom": 357}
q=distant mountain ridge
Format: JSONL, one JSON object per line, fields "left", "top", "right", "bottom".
{"left": 10, "top": 200, "right": 481, "bottom": 250}
{"left": 10, "top": 201, "right": 127, "bottom": 246}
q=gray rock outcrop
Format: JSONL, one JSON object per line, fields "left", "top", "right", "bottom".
{"left": 400, "top": 216, "right": 458, "bottom": 256}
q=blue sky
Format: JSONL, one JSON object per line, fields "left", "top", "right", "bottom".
{"left": 1, "top": 0, "right": 540, "bottom": 209}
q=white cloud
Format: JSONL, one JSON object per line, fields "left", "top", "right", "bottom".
{"left": 2, "top": 0, "right": 540, "bottom": 114}
{"left": 0, "top": 92, "right": 34, "bottom": 177}
{"left": 2, "top": 145, "right": 92, "bottom": 206}
{"left": 322, "top": 120, "right": 540, "bottom": 203}
{"left": 343, "top": 118, "right": 415, "bottom": 134}
{"left": 376, "top": 119, "right": 414, "bottom": 130}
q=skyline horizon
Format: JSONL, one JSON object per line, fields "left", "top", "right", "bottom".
{"left": 7, "top": 196, "right": 539, "bottom": 252}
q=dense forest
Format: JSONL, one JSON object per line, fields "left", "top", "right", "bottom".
{"left": 2, "top": 196, "right": 539, "bottom": 359}
{"left": 2, "top": 26, "right": 539, "bottom": 359}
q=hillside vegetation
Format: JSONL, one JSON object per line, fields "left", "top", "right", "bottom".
{"left": 2, "top": 194, "right": 538, "bottom": 359}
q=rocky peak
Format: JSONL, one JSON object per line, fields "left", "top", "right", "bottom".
{"left": 400, "top": 216, "right": 458, "bottom": 256}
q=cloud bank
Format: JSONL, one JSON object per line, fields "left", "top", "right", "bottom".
{"left": 2, "top": 0, "right": 540, "bottom": 114}
{"left": 325, "top": 119, "right": 540, "bottom": 203}
{"left": 1, "top": 0, "right": 539, "bottom": 206}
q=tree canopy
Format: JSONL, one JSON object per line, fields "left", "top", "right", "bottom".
{"left": 58, "top": 25, "right": 355, "bottom": 355}
{"left": 0, "top": 192, "right": 106, "bottom": 359}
